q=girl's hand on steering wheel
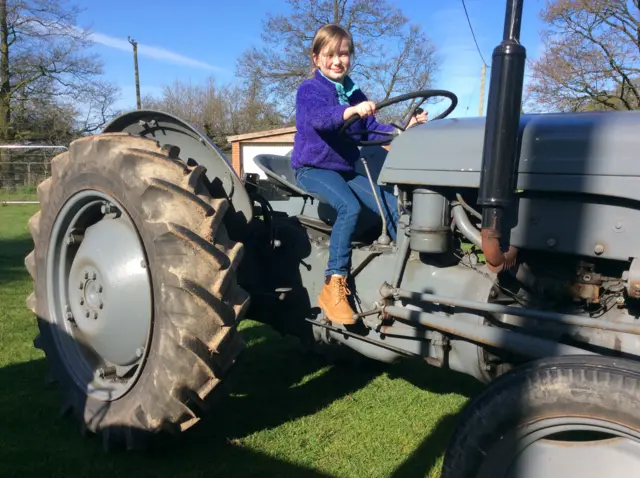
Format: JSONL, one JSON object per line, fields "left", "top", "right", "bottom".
{"left": 343, "top": 101, "right": 376, "bottom": 121}
{"left": 353, "top": 101, "right": 376, "bottom": 118}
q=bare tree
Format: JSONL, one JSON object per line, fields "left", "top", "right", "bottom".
{"left": 236, "top": 0, "right": 438, "bottom": 116}
{"left": 143, "top": 76, "right": 285, "bottom": 148}
{"left": 527, "top": 0, "right": 640, "bottom": 113}
{"left": 0, "top": 0, "right": 118, "bottom": 142}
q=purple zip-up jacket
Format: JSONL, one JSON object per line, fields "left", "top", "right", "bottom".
{"left": 291, "top": 69, "right": 395, "bottom": 172}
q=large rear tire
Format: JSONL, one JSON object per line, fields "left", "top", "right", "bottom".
{"left": 442, "top": 355, "right": 640, "bottom": 478}
{"left": 25, "top": 133, "right": 249, "bottom": 450}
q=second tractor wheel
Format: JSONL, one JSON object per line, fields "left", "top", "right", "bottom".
{"left": 25, "top": 133, "right": 249, "bottom": 450}
{"left": 442, "top": 355, "right": 640, "bottom": 478}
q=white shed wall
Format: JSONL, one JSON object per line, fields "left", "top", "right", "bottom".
{"left": 242, "top": 143, "right": 293, "bottom": 179}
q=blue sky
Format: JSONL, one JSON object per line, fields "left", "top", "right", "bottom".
{"left": 75, "top": 0, "right": 547, "bottom": 119}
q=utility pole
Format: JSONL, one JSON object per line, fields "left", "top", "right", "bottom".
{"left": 478, "top": 63, "right": 487, "bottom": 116}
{"left": 128, "top": 36, "right": 141, "bottom": 110}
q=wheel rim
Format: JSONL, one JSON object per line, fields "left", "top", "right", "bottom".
{"left": 480, "top": 417, "right": 640, "bottom": 478}
{"left": 46, "top": 190, "right": 153, "bottom": 401}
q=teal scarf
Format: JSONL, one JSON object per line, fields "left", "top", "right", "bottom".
{"left": 320, "top": 71, "right": 359, "bottom": 105}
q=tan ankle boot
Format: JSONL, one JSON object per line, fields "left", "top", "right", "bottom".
{"left": 318, "top": 275, "right": 357, "bottom": 325}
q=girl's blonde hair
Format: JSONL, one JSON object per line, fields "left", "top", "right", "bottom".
{"left": 309, "top": 24, "right": 354, "bottom": 75}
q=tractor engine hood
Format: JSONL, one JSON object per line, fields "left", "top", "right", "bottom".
{"left": 379, "top": 110, "right": 640, "bottom": 202}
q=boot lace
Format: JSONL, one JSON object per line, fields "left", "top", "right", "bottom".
{"left": 333, "top": 276, "right": 351, "bottom": 306}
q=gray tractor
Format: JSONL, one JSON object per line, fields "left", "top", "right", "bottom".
{"left": 24, "top": 0, "right": 640, "bottom": 476}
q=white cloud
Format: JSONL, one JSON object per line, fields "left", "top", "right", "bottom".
{"left": 89, "top": 31, "right": 228, "bottom": 72}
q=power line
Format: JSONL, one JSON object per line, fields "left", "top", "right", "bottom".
{"left": 461, "top": 0, "right": 488, "bottom": 67}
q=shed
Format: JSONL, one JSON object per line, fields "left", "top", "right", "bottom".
{"left": 227, "top": 126, "right": 296, "bottom": 179}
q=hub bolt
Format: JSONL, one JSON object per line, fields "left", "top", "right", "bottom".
{"left": 66, "top": 232, "right": 84, "bottom": 245}
{"left": 98, "top": 366, "right": 116, "bottom": 379}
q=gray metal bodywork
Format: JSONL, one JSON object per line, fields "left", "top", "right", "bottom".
{"left": 381, "top": 111, "right": 640, "bottom": 195}
{"left": 381, "top": 111, "right": 640, "bottom": 261}
{"left": 292, "top": 231, "right": 494, "bottom": 382}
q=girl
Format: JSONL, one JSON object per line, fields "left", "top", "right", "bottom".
{"left": 291, "top": 24, "right": 427, "bottom": 325}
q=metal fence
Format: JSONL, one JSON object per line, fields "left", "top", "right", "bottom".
{"left": 0, "top": 145, "right": 67, "bottom": 202}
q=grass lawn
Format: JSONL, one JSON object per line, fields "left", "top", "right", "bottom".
{"left": 0, "top": 202, "right": 481, "bottom": 478}
{"left": 0, "top": 185, "right": 38, "bottom": 202}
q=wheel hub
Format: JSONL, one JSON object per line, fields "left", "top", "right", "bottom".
{"left": 67, "top": 215, "right": 152, "bottom": 367}
{"left": 82, "top": 275, "right": 103, "bottom": 316}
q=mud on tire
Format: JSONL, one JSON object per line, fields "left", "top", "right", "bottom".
{"left": 25, "top": 133, "right": 250, "bottom": 450}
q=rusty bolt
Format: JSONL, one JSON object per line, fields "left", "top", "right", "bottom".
{"left": 594, "top": 244, "right": 605, "bottom": 255}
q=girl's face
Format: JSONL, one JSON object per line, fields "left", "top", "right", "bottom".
{"left": 313, "top": 38, "right": 351, "bottom": 83}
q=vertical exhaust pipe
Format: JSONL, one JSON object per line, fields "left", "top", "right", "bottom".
{"left": 477, "top": 0, "right": 526, "bottom": 272}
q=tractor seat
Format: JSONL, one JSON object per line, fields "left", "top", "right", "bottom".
{"left": 253, "top": 154, "right": 310, "bottom": 198}
{"left": 253, "top": 153, "right": 333, "bottom": 233}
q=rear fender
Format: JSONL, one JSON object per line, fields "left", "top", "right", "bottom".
{"left": 103, "top": 109, "right": 253, "bottom": 226}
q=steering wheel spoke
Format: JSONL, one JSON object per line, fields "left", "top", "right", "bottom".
{"left": 389, "top": 121, "right": 405, "bottom": 132}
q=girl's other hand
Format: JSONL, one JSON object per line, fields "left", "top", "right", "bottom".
{"left": 408, "top": 110, "right": 428, "bottom": 128}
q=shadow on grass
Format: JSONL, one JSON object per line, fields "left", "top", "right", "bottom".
{"left": 0, "top": 236, "right": 34, "bottom": 287}
{"left": 0, "top": 321, "right": 480, "bottom": 478}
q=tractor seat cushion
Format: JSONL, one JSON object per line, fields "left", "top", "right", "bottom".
{"left": 253, "top": 154, "right": 312, "bottom": 198}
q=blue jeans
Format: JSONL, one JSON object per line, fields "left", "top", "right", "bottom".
{"left": 295, "top": 166, "right": 399, "bottom": 277}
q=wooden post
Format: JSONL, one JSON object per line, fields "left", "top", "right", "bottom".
{"left": 478, "top": 63, "right": 487, "bottom": 116}
{"left": 128, "top": 36, "right": 141, "bottom": 110}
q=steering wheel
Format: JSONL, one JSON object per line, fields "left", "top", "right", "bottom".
{"left": 338, "top": 89, "right": 458, "bottom": 147}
